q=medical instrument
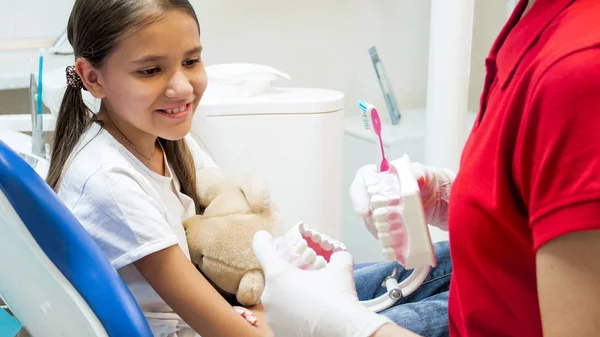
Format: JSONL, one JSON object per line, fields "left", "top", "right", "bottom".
{"left": 0, "top": 50, "right": 51, "bottom": 179}
{"left": 0, "top": 140, "right": 153, "bottom": 336}
{"left": 368, "top": 46, "right": 401, "bottom": 125}
{"left": 357, "top": 100, "right": 437, "bottom": 313}
{"left": 31, "top": 49, "right": 46, "bottom": 159}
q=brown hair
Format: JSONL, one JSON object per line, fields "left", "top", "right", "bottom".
{"left": 47, "top": 0, "right": 203, "bottom": 213}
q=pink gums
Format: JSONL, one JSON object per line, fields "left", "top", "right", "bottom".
{"left": 387, "top": 199, "right": 409, "bottom": 266}
{"left": 301, "top": 233, "right": 334, "bottom": 262}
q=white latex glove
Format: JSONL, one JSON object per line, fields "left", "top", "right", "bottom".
{"left": 252, "top": 230, "right": 392, "bottom": 337}
{"left": 350, "top": 159, "right": 455, "bottom": 235}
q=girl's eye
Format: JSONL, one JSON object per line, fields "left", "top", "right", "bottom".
{"left": 184, "top": 58, "right": 201, "bottom": 67}
{"left": 139, "top": 67, "right": 160, "bottom": 76}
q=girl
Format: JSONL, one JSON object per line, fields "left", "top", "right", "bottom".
{"left": 47, "top": 0, "right": 272, "bottom": 336}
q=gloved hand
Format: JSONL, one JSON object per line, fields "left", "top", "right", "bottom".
{"left": 350, "top": 159, "right": 455, "bottom": 235}
{"left": 252, "top": 230, "right": 392, "bottom": 337}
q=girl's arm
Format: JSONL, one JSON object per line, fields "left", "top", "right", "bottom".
{"left": 536, "top": 230, "right": 600, "bottom": 336}
{"left": 134, "top": 245, "right": 273, "bottom": 337}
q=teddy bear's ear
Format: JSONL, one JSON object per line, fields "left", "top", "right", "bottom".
{"left": 196, "top": 167, "right": 237, "bottom": 207}
{"left": 238, "top": 173, "right": 272, "bottom": 213}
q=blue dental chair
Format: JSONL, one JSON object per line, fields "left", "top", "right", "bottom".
{"left": 0, "top": 140, "right": 153, "bottom": 337}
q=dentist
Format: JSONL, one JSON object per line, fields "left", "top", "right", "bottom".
{"left": 252, "top": 0, "right": 600, "bottom": 336}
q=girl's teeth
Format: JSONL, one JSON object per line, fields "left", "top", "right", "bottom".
{"left": 164, "top": 105, "right": 186, "bottom": 114}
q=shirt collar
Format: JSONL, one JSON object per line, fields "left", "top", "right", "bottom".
{"left": 492, "top": 0, "right": 575, "bottom": 88}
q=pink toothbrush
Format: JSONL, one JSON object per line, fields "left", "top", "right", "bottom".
{"left": 359, "top": 100, "right": 390, "bottom": 172}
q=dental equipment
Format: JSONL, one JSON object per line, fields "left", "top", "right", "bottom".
{"left": 357, "top": 100, "right": 437, "bottom": 313}
{"left": 369, "top": 47, "right": 401, "bottom": 125}
{"left": 0, "top": 50, "right": 51, "bottom": 179}
{"left": 31, "top": 49, "right": 46, "bottom": 159}
{"left": 0, "top": 140, "right": 153, "bottom": 337}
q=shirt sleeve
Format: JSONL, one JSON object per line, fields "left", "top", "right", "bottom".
{"left": 524, "top": 47, "right": 600, "bottom": 250}
{"left": 72, "top": 163, "right": 179, "bottom": 270}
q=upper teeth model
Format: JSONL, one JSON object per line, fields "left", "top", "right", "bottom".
{"left": 273, "top": 222, "right": 347, "bottom": 270}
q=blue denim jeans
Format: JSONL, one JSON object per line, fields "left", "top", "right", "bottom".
{"left": 354, "top": 241, "right": 451, "bottom": 337}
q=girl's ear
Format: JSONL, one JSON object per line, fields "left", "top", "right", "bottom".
{"left": 75, "top": 58, "right": 105, "bottom": 99}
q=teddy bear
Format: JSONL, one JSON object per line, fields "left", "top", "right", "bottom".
{"left": 183, "top": 167, "right": 284, "bottom": 306}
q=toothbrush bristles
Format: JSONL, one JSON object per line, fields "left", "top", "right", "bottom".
{"left": 359, "top": 100, "right": 370, "bottom": 129}
{"left": 358, "top": 100, "right": 369, "bottom": 112}
{"left": 362, "top": 112, "right": 370, "bottom": 129}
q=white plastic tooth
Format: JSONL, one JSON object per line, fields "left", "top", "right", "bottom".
{"left": 321, "top": 239, "right": 333, "bottom": 251}
{"left": 375, "top": 221, "right": 391, "bottom": 232}
{"left": 365, "top": 175, "right": 381, "bottom": 186}
{"left": 382, "top": 247, "right": 397, "bottom": 261}
{"left": 370, "top": 195, "right": 389, "bottom": 209}
{"left": 302, "top": 248, "right": 317, "bottom": 264}
{"left": 293, "top": 240, "right": 308, "bottom": 254}
{"left": 373, "top": 208, "right": 388, "bottom": 221}
{"left": 333, "top": 242, "right": 346, "bottom": 252}
{"left": 378, "top": 232, "right": 392, "bottom": 247}
{"left": 388, "top": 195, "right": 402, "bottom": 203}
{"left": 298, "top": 222, "right": 308, "bottom": 235}
{"left": 311, "top": 232, "right": 322, "bottom": 244}
{"left": 304, "top": 229, "right": 316, "bottom": 239}
{"left": 312, "top": 256, "right": 327, "bottom": 270}
{"left": 367, "top": 185, "right": 382, "bottom": 196}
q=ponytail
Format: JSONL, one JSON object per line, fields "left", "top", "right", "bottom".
{"left": 46, "top": 85, "right": 93, "bottom": 190}
{"left": 160, "top": 138, "right": 203, "bottom": 214}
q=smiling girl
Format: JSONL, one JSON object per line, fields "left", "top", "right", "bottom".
{"left": 47, "top": 1, "right": 272, "bottom": 336}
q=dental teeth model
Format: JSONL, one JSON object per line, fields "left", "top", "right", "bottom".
{"left": 368, "top": 165, "right": 409, "bottom": 266}
{"left": 356, "top": 100, "right": 437, "bottom": 313}
{"left": 358, "top": 154, "right": 438, "bottom": 313}
{"left": 274, "top": 221, "right": 347, "bottom": 270}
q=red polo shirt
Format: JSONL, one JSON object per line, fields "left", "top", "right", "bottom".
{"left": 448, "top": 0, "right": 600, "bottom": 336}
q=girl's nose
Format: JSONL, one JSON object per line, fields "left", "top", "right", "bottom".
{"left": 165, "top": 70, "right": 193, "bottom": 99}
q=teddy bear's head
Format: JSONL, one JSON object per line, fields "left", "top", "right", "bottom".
{"left": 183, "top": 167, "right": 283, "bottom": 306}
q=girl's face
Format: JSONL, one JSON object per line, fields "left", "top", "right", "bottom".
{"left": 98, "top": 9, "right": 206, "bottom": 141}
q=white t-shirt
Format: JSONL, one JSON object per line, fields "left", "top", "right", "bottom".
{"left": 57, "top": 122, "right": 216, "bottom": 333}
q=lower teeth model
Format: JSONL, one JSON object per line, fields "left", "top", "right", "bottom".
{"left": 274, "top": 221, "right": 346, "bottom": 270}
{"left": 369, "top": 173, "right": 409, "bottom": 266}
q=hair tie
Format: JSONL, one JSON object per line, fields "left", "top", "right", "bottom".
{"left": 66, "top": 65, "right": 86, "bottom": 91}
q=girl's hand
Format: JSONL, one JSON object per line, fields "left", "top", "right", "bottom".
{"left": 233, "top": 306, "right": 258, "bottom": 326}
